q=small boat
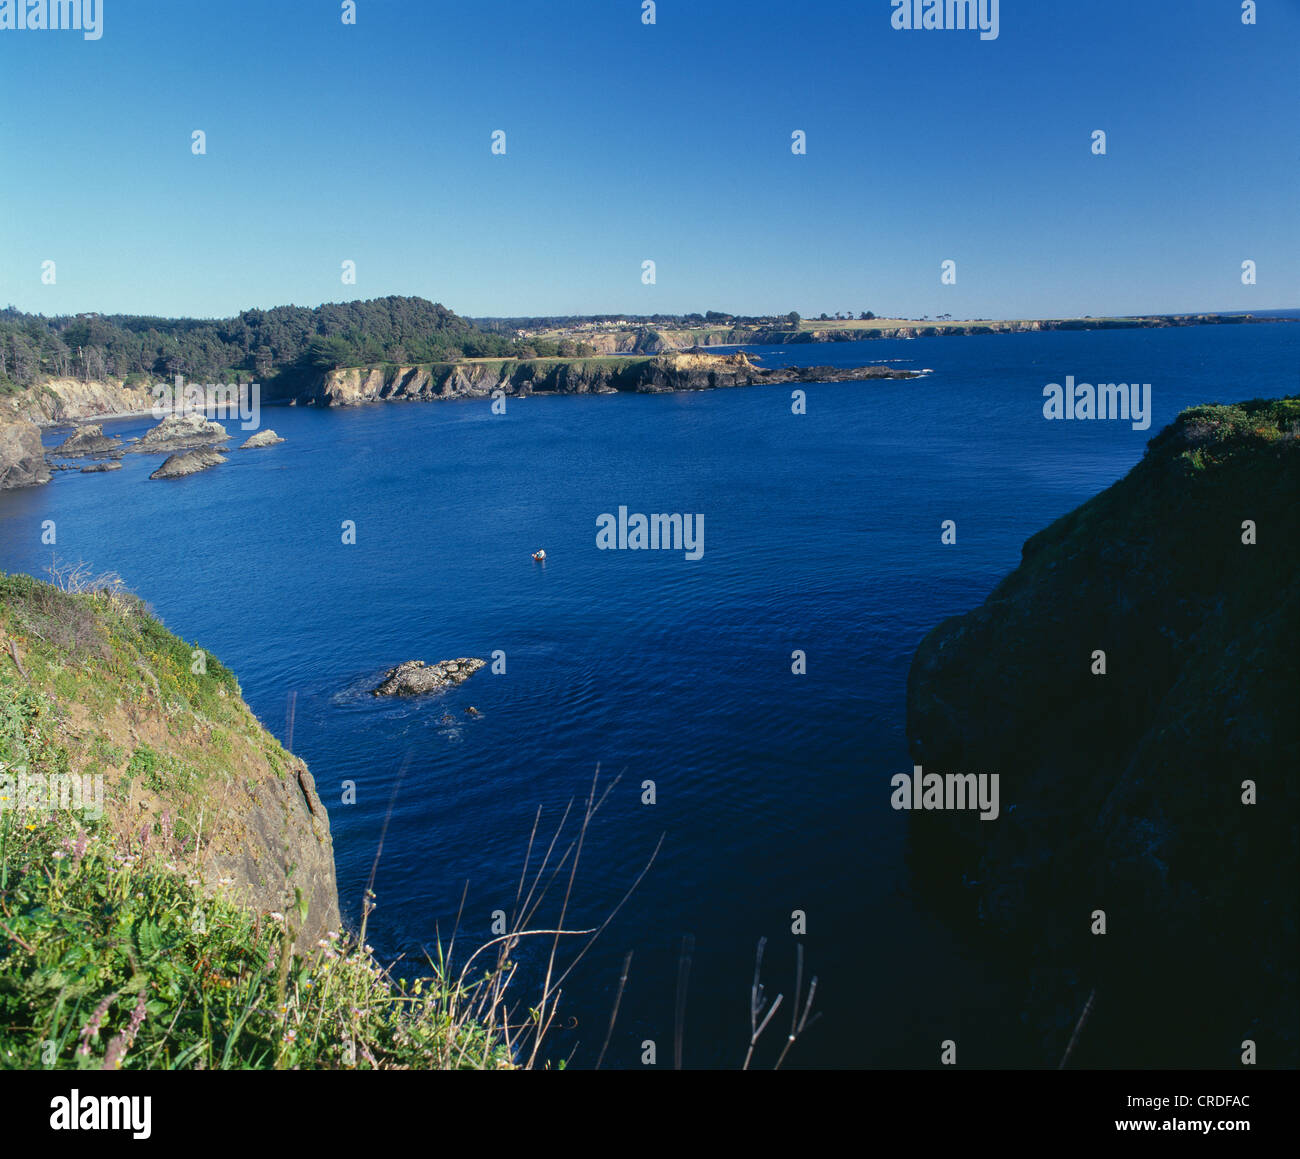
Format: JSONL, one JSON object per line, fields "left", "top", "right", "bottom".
{"left": 532, "top": 549, "right": 546, "bottom": 562}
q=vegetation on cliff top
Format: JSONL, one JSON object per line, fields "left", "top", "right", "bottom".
{"left": 0, "top": 572, "right": 519, "bottom": 1069}
{"left": 0, "top": 297, "right": 597, "bottom": 397}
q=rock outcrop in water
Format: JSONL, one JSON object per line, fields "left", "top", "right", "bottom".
{"left": 0, "top": 412, "right": 51, "bottom": 490}
{"left": 239, "top": 429, "right": 284, "bottom": 448}
{"left": 297, "top": 352, "right": 917, "bottom": 408}
{"left": 372, "top": 658, "right": 486, "bottom": 696}
{"left": 149, "top": 448, "right": 227, "bottom": 479}
{"left": 905, "top": 397, "right": 1300, "bottom": 1067}
{"left": 49, "top": 423, "right": 124, "bottom": 458}
{"left": 130, "top": 412, "right": 229, "bottom": 452}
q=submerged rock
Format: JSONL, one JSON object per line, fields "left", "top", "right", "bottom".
{"left": 371, "top": 658, "right": 486, "bottom": 697}
{"left": 149, "top": 448, "right": 227, "bottom": 479}
{"left": 130, "top": 412, "right": 229, "bottom": 452}
{"left": 80, "top": 461, "right": 123, "bottom": 473}
{"left": 50, "top": 423, "right": 123, "bottom": 457}
{"left": 239, "top": 429, "right": 284, "bottom": 449}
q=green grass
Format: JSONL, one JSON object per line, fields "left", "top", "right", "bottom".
{"left": 0, "top": 585, "right": 522, "bottom": 1070}
{"left": 0, "top": 816, "right": 513, "bottom": 1069}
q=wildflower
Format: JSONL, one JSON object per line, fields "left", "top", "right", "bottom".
{"left": 78, "top": 992, "right": 119, "bottom": 1057}
{"left": 285, "top": 1028, "right": 297, "bottom": 1042}
{"left": 52, "top": 851, "right": 66, "bottom": 860}
{"left": 269, "top": 911, "right": 284, "bottom": 922}
{"left": 102, "top": 995, "right": 148, "bottom": 1071}
{"left": 327, "top": 931, "right": 339, "bottom": 941}
{"left": 217, "top": 877, "right": 234, "bottom": 886}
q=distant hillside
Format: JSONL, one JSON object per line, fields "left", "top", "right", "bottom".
{"left": 0, "top": 297, "right": 589, "bottom": 399}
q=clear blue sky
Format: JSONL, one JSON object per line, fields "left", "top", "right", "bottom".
{"left": 1, "top": 0, "right": 1296, "bottom": 319}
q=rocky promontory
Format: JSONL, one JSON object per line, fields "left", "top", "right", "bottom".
{"left": 298, "top": 352, "right": 917, "bottom": 408}
{"left": 372, "top": 658, "right": 486, "bottom": 696}
{"left": 149, "top": 448, "right": 227, "bottom": 479}
{"left": 905, "top": 397, "right": 1299, "bottom": 1067}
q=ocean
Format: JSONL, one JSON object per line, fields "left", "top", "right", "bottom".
{"left": 2, "top": 320, "right": 1296, "bottom": 1068}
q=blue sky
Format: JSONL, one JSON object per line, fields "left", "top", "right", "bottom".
{"left": 0, "top": 0, "right": 1296, "bottom": 319}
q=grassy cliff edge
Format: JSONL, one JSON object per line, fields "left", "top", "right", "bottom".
{"left": 0, "top": 574, "right": 513, "bottom": 1069}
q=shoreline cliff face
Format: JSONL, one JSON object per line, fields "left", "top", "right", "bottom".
{"left": 9, "top": 377, "right": 158, "bottom": 425}
{"left": 296, "top": 352, "right": 916, "bottom": 407}
{"left": 905, "top": 398, "right": 1299, "bottom": 1067}
{"left": 0, "top": 411, "right": 51, "bottom": 490}
{"left": 0, "top": 574, "right": 340, "bottom": 952}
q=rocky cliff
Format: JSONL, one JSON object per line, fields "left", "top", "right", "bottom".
{"left": 0, "top": 573, "right": 340, "bottom": 953}
{"left": 10, "top": 377, "right": 157, "bottom": 424}
{"left": 0, "top": 413, "right": 50, "bottom": 491}
{"left": 905, "top": 398, "right": 1299, "bottom": 1067}
{"left": 298, "top": 352, "right": 916, "bottom": 407}
{"left": 0, "top": 410, "right": 51, "bottom": 490}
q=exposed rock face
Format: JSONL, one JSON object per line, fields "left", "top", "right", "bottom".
{"left": 80, "top": 461, "right": 122, "bottom": 473}
{"left": 372, "top": 658, "right": 486, "bottom": 696}
{"left": 149, "top": 449, "right": 227, "bottom": 479}
{"left": 204, "top": 754, "right": 340, "bottom": 953}
{"left": 130, "top": 412, "right": 229, "bottom": 452}
{"left": 0, "top": 577, "right": 341, "bottom": 954}
{"left": 50, "top": 423, "right": 123, "bottom": 457}
{"left": 299, "top": 353, "right": 917, "bottom": 408}
{"left": 905, "top": 399, "right": 1299, "bottom": 1067}
{"left": 0, "top": 413, "right": 51, "bottom": 490}
{"left": 12, "top": 376, "right": 158, "bottom": 424}
{"left": 239, "top": 429, "right": 284, "bottom": 449}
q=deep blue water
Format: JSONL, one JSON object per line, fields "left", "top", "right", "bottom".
{"left": 1, "top": 322, "right": 1296, "bottom": 1068}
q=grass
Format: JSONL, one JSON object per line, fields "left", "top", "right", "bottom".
{"left": 0, "top": 813, "right": 514, "bottom": 1069}
{"left": 0, "top": 567, "right": 821, "bottom": 1069}
{"left": 0, "top": 580, "right": 649, "bottom": 1070}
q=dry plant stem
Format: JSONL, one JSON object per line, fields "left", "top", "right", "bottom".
{"left": 595, "top": 950, "right": 634, "bottom": 1070}
{"left": 536, "top": 831, "right": 663, "bottom": 1002}
{"left": 525, "top": 772, "right": 600, "bottom": 1070}
{"left": 774, "top": 952, "right": 819, "bottom": 1070}
{"left": 674, "top": 933, "right": 694, "bottom": 1070}
{"left": 1059, "top": 987, "right": 1097, "bottom": 1069}
{"left": 7, "top": 640, "right": 28, "bottom": 680}
{"left": 359, "top": 755, "right": 409, "bottom": 947}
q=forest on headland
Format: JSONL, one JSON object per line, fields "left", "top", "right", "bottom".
{"left": 0, "top": 297, "right": 588, "bottom": 395}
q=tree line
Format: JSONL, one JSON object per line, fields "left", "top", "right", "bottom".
{"left": 0, "top": 297, "right": 589, "bottom": 396}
